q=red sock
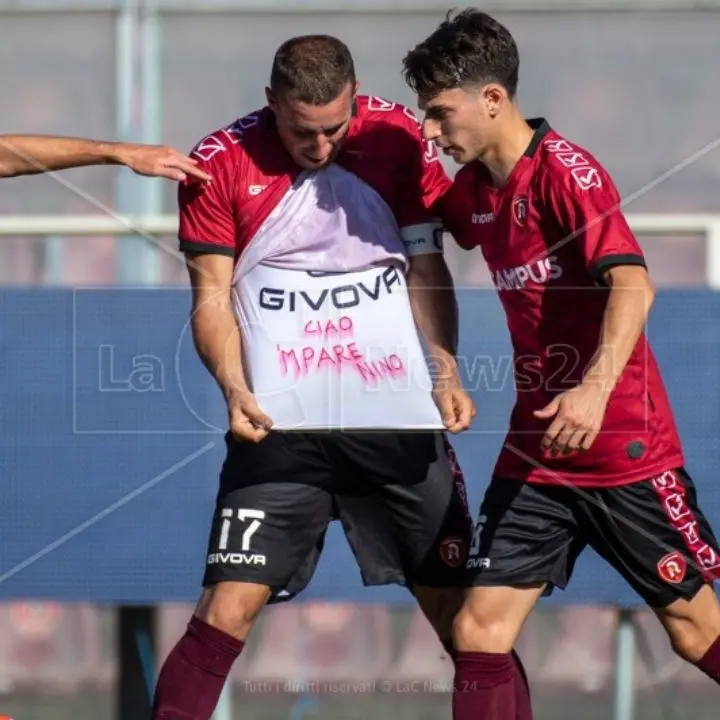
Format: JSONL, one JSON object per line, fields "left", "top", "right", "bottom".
{"left": 151, "top": 615, "right": 244, "bottom": 720}
{"left": 696, "top": 634, "right": 720, "bottom": 683}
{"left": 511, "top": 650, "right": 534, "bottom": 720}
{"left": 453, "top": 651, "right": 516, "bottom": 720}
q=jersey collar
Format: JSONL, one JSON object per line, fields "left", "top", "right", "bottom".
{"left": 476, "top": 118, "right": 551, "bottom": 194}
{"left": 523, "top": 118, "right": 552, "bottom": 158}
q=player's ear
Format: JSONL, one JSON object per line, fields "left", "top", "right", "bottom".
{"left": 265, "top": 87, "right": 277, "bottom": 110}
{"left": 352, "top": 81, "right": 360, "bottom": 98}
{"left": 483, "top": 84, "right": 505, "bottom": 118}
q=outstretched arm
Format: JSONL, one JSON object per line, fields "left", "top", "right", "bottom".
{"left": 0, "top": 135, "right": 212, "bottom": 182}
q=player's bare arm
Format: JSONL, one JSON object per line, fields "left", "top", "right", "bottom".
{"left": 406, "top": 253, "right": 475, "bottom": 432}
{"left": 186, "top": 252, "right": 272, "bottom": 443}
{"left": 586, "top": 263, "right": 656, "bottom": 390}
{"left": 0, "top": 134, "right": 212, "bottom": 182}
{"left": 535, "top": 261, "right": 656, "bottom": 456}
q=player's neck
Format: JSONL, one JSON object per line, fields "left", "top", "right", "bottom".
{"left": 479, "top": 114, "right": 536, "bottom": 188}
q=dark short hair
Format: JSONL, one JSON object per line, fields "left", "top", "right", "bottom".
{"left": 270, "top": 35, "right": 356, "bottom": 105}
{"left": 402, "top": 9, "right": 519, "bottom": 100}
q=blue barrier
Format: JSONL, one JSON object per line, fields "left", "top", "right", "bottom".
{"left": 0, "top": 287, "right": 719, "bottom": 608}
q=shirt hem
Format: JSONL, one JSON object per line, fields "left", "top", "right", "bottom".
{"left": 495, "top": 453, "right": 686, "bottom": 488}
{"left": 179, "top": 238, "right": 235, "bottom": 256}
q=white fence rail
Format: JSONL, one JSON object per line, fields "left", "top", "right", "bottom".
{"left": 1, "top": 213, "right": 720, "bottom": 287}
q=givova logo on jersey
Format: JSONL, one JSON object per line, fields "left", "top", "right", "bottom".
{"left": 492, "top": 255, "right": 563, "bottom": 291}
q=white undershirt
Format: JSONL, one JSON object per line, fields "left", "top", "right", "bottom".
{"left": 230, "top": 165, "right": 444, "bottom": 430}
{"left": 235, "top": 262, "right": 442, "bottom": 429}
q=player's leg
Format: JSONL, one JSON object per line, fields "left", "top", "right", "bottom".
{"left": 151, "top": 432, "right": 334, "bottom": 720}
{"left": 404, "top": 436, "right": 471, "bottom": 654}
{"left": 656, "top": 584, "right": 720, "bottom": 680}
{"left": 331, "top": 432, "right": 469, "bottom": 650}
{"left": 335, "top": 433, "right": 574, "bottom": 720}
{"left": 451, "top": 477, "right": 583, "bottom": 720}
{"left": 415, "top": 588, "right": 534, "bottom": 720}
{"left": 408, "top": 438, "right": 532, "bottom": 708}
{"left": 585, "top": 468, "right": 720, "bottom": 683}
{"left": 412, "top": 582, "right": 535, "bottom": 720}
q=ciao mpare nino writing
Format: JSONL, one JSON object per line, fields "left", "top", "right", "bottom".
{"left": 258, "top": 266, "right": 408, "bottom": 383}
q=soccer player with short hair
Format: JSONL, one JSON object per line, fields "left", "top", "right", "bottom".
{"left": 403, "top": 8, "right": 720, "bottom": 719}
{"left": 150, "top": 35, "right": 481, "bottom": 720}
{"left": 0, "top": 134, "right": 210, "bottom": 182}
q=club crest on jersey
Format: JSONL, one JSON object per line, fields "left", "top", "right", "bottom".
{"left": 657, "top": 551, "right": 687, "bottom": 585}
{"left": 439, "top": 536, "right": 467, "bottom": 568}
{"left": 512, "top": 196, "right": 528, "bottom": 228}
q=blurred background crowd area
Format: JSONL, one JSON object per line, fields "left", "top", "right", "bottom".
{"left": 2, "top": 2, "right": 720, "bottom": 718}
{"left": 0, "top": 601, "right": 716, "bottom": 719}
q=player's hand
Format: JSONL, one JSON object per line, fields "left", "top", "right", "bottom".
{"left": 227, "top": 390, "right": 273, "bottom": 443}
{"left": 433, "top": 376, "right": 476, "bottom": 433}
{"left": 534, "top": 382, "right": 611, "bottom": 456}
{"left": 114, "top": 143, "right": 212, "bottom": 183}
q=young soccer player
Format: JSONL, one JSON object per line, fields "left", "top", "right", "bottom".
{"left": 403, "top": 9, "right": 720, "bottom": 719}
{"left": 150, "top": 35, "right": 480, "bottom": 720}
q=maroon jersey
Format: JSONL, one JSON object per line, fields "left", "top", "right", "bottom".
{"left": 178, "top": 95, "right": 451, "bottom": 260}
{"left": 442, "top": 119, "right": 684, "bottom": 487}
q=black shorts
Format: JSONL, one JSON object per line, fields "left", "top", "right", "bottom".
{"left": 468, "top": 468, "right": 720, "bottom": 608}
{"left": 203, "top": 430, "right": 472, "bottom": 602}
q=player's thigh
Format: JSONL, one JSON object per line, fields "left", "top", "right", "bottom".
{"left": 409, "top": 438, "right": 471, "bottom": 639}
{"left": 412, "top": 585, "right": 467, "bottom": 649}
{"left": 204, "top": 431, "right": 334, "bottom": 596}
{"left": 453, "top": 477, "right": 582, "bottom": 651}
{"left": 335, "top": 432, "right": 472, "bottom": 593}
{"left": 585, "top": 468, "right": 720, "bottom": 610}
{"left": 468, "top": 475, "right": 583, "bottom": 592}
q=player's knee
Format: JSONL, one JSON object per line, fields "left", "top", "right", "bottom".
{"left": 666, "top": 621, "right": 720, "bottom": 663}
{"left": 659, "top": 586, "right": 720, "bottom": 663}
{"left": 195, "top": 581, "right": 271, "bottom": 640}
{"left": 452, "top": 600, "right": 517, "bottom": 654}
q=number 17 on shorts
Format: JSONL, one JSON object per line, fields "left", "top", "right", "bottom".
{"left": 207, "top": 508, "right": 267, "bottom": 568}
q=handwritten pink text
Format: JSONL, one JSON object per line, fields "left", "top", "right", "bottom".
{"left": 303, "top": 316, "right": 354, "bottom": 338}
{"left": 276, "top": 342, "right": 406, "bottom": 384}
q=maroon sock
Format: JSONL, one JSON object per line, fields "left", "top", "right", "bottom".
{"left": 453, "top": 651, "right": 516, "bottom": 720}
{"left": 511, "top": 650, "right": 534, "bottom": 720}
{"left": 151, "top": 615, "right": 244, "bottom": 720}
{"left": 696, "top": 634, "right": 720, "bottom": 683}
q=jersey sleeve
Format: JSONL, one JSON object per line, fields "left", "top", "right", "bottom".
{"left": 546, "top": 163, "right": 646, "bottom": 281}
{"left": 177, "top": 136, "right": 237, "bottom": 257}
{"left": 394, "top": 109, "right": 452, "bottom": 257}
